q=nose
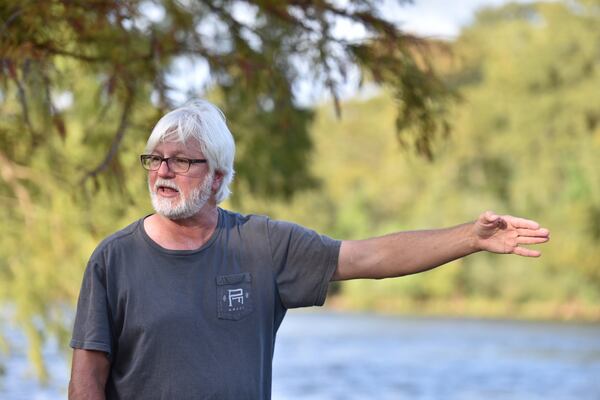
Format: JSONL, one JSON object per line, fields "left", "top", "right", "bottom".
{"left": 157, "top": 159, "right": 175, "bottom": 177}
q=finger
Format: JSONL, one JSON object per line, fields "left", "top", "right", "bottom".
{"left": 517, "top": 228, "right": 550, "bottom": 237}
{"left": 503, "top": 215, "right": 540, "bottom": 230}
{"left": 517, "top": 236, "right": 549, "bottom": 245}
{"left": 512, "top": 246, "right": 541, "bottom": 257}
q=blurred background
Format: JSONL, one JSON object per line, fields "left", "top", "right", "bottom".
{"left": 1, "top": 0, "right": 599, "bottom": 398}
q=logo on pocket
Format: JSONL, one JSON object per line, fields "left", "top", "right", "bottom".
{"left": 224, "top": 288, "right": 249, "bottom": 310}
{"left": 216, "top": 273, "right": 254, "bottom": 320}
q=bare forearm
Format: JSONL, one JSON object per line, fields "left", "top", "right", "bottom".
{"left": 69, "top": 349, "right": 109, "bottom": 400}
{"left": 68, "top": 378, "right": 106, "bottom": 400}
{"left": 334, "top": 222, "right": 478, "bottom": 280}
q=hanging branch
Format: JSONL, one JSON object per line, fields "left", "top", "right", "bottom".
{"left": 78, "top": 85, "right": 135, "bottom": 185}
{"left": 8, "top": 62, "right": 40, "bottom": 144}
{"left": 0, "top": 151, "right": 34, "bottom": 226}
{"left": 315, "top": 12, "right": 342, "bottom": 118}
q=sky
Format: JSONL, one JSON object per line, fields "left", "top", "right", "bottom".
{"left": 386, "top": 0, "right": 529, "bottom": 38}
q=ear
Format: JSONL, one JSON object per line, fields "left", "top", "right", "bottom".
{"left": 212, "top": 171, "right": 224, "bottom": 193}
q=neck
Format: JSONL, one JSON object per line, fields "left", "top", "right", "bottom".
{"left": 144, "top": 203, "right": 220, "bottom": 251}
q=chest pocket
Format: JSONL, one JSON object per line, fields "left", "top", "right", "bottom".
{"left": 216, "top": 272, "right": 253, "bottom": 321}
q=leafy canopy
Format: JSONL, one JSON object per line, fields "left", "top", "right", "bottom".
{"left": 0, "top": 0, "right": 451, "bottom": 380}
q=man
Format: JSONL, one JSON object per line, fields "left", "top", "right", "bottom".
{"left": 69, "top": 100, "right": 549, "bottom": 399}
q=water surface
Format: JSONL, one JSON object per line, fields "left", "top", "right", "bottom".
{"left": 273, "top": 312, "right": 600, "bottom": 400}
{"left": 2, "top": 311, "right": 600, "bottom": 399}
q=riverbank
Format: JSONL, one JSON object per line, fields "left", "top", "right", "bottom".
{"left": 326, "top": 295, "right": 600, "bottom": 322}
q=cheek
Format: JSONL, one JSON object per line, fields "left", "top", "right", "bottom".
{"left": 148, "top": 173, "right": 157, "bottom": 189}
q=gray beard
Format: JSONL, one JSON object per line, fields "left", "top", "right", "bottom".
{"left": 149, "top": 175, "right": 213, "bottom": 220}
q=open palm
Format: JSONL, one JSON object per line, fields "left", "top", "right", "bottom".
{"left": 474, "top": 211, "right": 550, "bottom": 257}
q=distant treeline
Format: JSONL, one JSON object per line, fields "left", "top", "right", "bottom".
{"left": 237, "top": 2, "right": 600, "bottom": 321}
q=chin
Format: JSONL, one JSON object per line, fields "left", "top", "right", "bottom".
{"left": 152, "top": 199, "right": 207, "bottom": 220}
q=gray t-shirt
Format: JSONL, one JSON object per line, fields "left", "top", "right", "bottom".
{"left": 70, "top": 208, "right": 341, "bottom": 399}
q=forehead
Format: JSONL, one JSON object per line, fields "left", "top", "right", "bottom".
{"left": 152, "top": 139, "right": 203, "bottom": 157}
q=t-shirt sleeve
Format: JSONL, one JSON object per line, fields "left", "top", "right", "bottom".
{"left": 267, "top": 218, "right": 341, "bottom": 309}
{"left": 70, "top": 249, "right": 113, "bottom": 359}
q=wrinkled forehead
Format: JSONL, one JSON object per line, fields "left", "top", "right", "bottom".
{"left": 149, "top": 127, "right": 203, "bottom": 152}
{"left": 151, "top": 135, "right": 204, "bottom": 157}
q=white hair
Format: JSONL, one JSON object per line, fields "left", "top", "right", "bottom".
{"left": 145, "top": 99, "right": 235, "bottom": 203}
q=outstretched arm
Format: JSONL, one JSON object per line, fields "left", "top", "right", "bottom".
{"left": 332, "top": 211, "right": 550, "bottom": 281}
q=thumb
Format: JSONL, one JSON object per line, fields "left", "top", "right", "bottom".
{"left": 482, "top": 210, "right": 499, "bottom": 224}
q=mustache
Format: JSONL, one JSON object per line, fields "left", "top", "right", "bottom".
{"left": 154, "top": 179, "right": 180, "bottom": 192}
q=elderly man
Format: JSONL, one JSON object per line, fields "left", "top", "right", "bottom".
{"left": 69, "top": 100, "right": 549, "bottom": 399}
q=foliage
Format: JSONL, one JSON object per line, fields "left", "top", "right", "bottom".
{"left": 1, "top": 0, "right": 450, "bottom": 195}
{"left": 239, "top": 0, "right": 600, "bottom": 318}
{"left": 0, "top": 0, "right": 452, "bottom": 379}
{"left": 2, "top": 0, "right": 600, "bottom": 382}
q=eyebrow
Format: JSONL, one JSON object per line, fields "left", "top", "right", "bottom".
{"left": 151, "top": 152, "right": 198, "bottom": 158}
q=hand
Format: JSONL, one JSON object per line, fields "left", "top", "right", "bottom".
{"left": 473, "top": 211, "right": 550, "bottom": 257}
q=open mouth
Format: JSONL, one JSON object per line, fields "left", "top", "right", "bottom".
{"left": 157, "top": 186, "right": 179, "bottom": 194}
{"left": 155, "top": 181, "right": 180, "bottom": 196}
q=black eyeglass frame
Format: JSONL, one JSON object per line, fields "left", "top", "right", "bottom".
{"left": 140, "top": 154, "right": 207, "bottom": 173}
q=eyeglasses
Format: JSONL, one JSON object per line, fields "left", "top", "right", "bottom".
{"left": 140, "top": 154, "right": 207, "bottom": 173}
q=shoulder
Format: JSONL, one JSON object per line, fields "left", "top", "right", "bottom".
{"left": 219, "top": 208, "right": 270, "bottom": 230}
{"left": 219, "top": 208, "right": 307, "bottom": 233}
{"left": 89, "top": 218, "right": 143, "bottom": 261}
{"left": 80, "top": 219, "right": 144, "bottom": 282}
{"left": 218, "top": 208, "right": 315, "bottom": 239}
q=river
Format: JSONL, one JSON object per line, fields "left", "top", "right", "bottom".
{"left": 2, "top": 311, "right": 600, "bottom": 399}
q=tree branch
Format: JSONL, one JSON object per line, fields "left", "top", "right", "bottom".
{"left": 0, "top": 6, "right": 24, "bottom": 35}
{"left": 0, "top": 151, "right": 34, "bottom": 226}
{"left": 79, "top": 86, "right": 135, "bottom": 185}
{"left": 9, "top": 64, "right": 40, "bottom": 145}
